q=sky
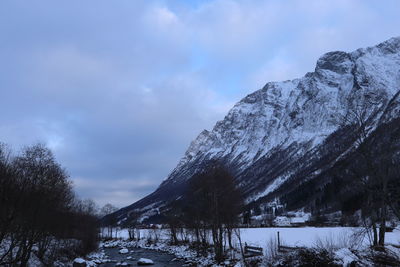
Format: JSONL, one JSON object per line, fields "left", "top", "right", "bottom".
{"left": 1, "top": 0, "right": 399, "bottom": 207}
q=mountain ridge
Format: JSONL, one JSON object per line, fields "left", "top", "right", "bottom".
{"left": 110, "top": 37, "right": 400, "bottom": 224}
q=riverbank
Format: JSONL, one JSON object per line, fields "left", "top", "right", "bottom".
{"left": 97, "top": 246, "right": 185, "bottom": 267}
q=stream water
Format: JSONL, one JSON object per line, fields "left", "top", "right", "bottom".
{"left": 99, "top": 247, "right": 186, "bottom": 266}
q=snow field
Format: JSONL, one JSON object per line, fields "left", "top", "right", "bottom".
{"left": 111, "top": 227, "right": 400, "bottom": 249}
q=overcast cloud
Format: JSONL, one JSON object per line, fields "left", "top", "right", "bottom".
{"left": 1, "top": 0, "right": 399, "bottom": 207}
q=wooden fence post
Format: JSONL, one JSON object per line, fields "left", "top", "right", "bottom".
{"left": 277, "top": 231, "right": 280, "bottom": 252}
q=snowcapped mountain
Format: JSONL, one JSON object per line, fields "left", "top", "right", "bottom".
{"left": 111, "top": 37, "right": 400, "bottom": 224}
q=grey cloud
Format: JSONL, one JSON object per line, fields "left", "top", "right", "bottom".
{"left": 1, "top": 0, "right": 400, "bottom": 207}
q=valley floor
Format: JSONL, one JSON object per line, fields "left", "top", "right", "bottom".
{"left": 112, "top": 226, "right": 400, "bottom": 249}
{"left": 88, "top": 226, "right": 400, "bottom": 266}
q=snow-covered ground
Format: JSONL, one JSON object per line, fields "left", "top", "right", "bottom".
{"left": 112, "top": 227, "right": 400, "bottom": 249}
{"left": 240, "top": 227, "right": 400, "bottom": 247}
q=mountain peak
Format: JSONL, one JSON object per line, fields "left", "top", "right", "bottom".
{"left": 316, "top": 51, "right": 352, "bottom": 74}
{"left": 376, "top": 36, "right": 400, "bottom": 54}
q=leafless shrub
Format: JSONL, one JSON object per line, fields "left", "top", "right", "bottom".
{"left": 264, "top": 236, "right": 279, "bottom": 262}
{"left": 313, "top": 230, "right": 363, "bottom": 254}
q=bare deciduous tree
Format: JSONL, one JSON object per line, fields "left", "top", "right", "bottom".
{"left": 183, "top": 162, "right": 243, "bottom": 263}
{"left": 100, "top": 203, "right": 118, "bottom": 239}
{"left": 0, "top": 143, "right": 99, "bottom": 266}
{"left": 341, "top": 93, "right": 400, "bottom": 248}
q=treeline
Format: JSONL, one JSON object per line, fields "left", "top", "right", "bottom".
{"left": 0, "top": 143, "right": 98, "bottom": 266}
{"left": 165, "top": 163, "right": 243, "bottom": 263}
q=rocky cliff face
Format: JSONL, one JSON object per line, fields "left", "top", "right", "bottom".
{"left": 112, "top": 37, "right": 400, "bottom": 224}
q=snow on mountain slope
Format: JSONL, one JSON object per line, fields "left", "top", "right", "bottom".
{"left": 112, "top": 37, "right": 400, "bottom": 223}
